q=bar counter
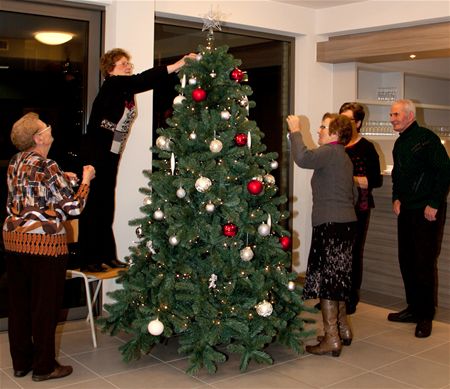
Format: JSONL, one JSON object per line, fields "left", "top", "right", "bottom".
{"left": 362, "top": 175, "right": 450, "bottom": 309}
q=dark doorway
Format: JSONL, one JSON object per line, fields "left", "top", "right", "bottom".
{"left": 153, "top": 20, "right": 294, "bottom": 213}
{"left": 0, "top": 0, "right": 103, "bottom": 329}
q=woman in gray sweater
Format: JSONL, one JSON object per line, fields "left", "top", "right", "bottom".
{"left": 287, "top": 113, "right": 357, "bottom": 357}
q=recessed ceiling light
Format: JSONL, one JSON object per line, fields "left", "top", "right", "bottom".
{"left": 34, "top": 31, "right": 73, "bottom": 45}
{"left": 409, "top": 54, "right": 417, "bottom": 59}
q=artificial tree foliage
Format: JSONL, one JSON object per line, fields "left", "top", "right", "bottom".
{"left": 99, "top": 26, "right": 314, "bottom": 375}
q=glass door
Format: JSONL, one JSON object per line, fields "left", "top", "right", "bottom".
{"left": 0, "top": 0, "right": 103, "bottom": 329}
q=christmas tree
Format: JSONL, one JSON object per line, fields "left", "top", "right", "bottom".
{"left": 99, "top": 18, "right": 314, "bottom": 375}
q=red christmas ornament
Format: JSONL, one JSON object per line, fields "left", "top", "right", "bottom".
{"left": 280, "top": 236, "right": 291, "bottom": 251}
{"left": 234, "top": 133, "right": 248, "bottom": 147}
{"left": 192, "top": 87, "right": 207, "bottom": 102}
{"left": 230, "top": 68, "right": 244, "bottom": 82}
{"left": 223, "top": 223, "right": 238, "bottom": 237}
{"left": 247, "top": 179, "right": 263, "bottom": 195}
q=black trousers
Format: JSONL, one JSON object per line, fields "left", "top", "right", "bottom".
{"left": 78, "top": 151, "right": 120, "bottom": 267}
{"left": 397, "top": 203, "right": 447, "bottom": 320}
{"left": 349, "top": 209, "right": 371, "bottom": 307}
{"left": 5, "top": 251, "right": 68, "bottom": 375}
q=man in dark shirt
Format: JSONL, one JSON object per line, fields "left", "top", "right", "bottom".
{"left": 387, "top": 99, "right": 450, "bottom": 338}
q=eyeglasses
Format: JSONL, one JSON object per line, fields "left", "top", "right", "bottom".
{"left": 114, "top": 61, "right": 134, "bottom": 68}
{"left": 35, "top": 125, "right": 51, "bottom": 135}
{"left": 319, "top": 125, "right": 329, "bottom": 130}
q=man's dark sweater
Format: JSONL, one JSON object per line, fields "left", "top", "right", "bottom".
{"left": 392, "top": 121, "right": 450, "bottom": 209}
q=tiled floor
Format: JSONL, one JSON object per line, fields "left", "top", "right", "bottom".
{"left": 1, "top": 290, "right": 449, "bottom": 389}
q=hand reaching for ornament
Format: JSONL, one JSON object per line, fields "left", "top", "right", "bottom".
{"left": 167, "top": 53, "right": 197, "bottom": 74}
{"left": 286, "top": 115, "right": 302, "bottom": 133}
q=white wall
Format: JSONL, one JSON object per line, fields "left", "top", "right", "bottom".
{"left": 71, "top": 0, "right": 450, "bottom": 277}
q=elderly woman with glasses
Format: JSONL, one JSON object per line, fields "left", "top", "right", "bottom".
{"left": 79, "top": 48, "right": 197, "bottom": 272}
{"left": 286, "top": 113, "right": 357, "bottom": 357}
{"left": 2, "top": 112, "right": 96, "bottom": 381}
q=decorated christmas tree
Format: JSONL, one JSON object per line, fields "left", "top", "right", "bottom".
{"left": 99, "top": 17, "right": 313, "bottom": 374}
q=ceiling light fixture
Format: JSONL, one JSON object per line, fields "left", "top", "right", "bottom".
{"left": 34, "top": 31, "right": 73, "bottom": 45}
{"left": 409, "top": 54, "right": 417, "bottom": 59}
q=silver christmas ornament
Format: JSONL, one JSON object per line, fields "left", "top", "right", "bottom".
{"left": 288, "top": 281, "right": 296, "bottom": 291}
{"left": 147, "top": 319, "right": 164, "bottom": 336}
{"left": 258, "top": 223, "right": 270, "bottom": 237}
{"left": 173, "top": 95, "right": 186, "bottom": 105}
{"left": 188, "top": 77, "right": 197, "bottom": 85}
{"left": 240, "top": 246, "right": 254, "bottom": 262}
{"left": 209, "top": 139, "right": 223, "bottom": 153}
{"left": 220, "top": 110, "right": 231, "bottom": 120}
{"left": 264, "top": 174, "right": 275, "bottom": 185}
{"left": 195, "top": 176, "right": 212, "bottom": 192}
{"left": 169, "top": 235, "right": 179, "bottom": 246}
{"left": 176, "top": 187, "right": 186, "bottom": 198}
{"left": 270, "top": 160, "right": 279, "bottom": 170}
{"left": 205, "top": 202, "right": 215, "bottom": 213}
{"left": 256, "top": 300, "right": 273, "bottom": 317}
{"left": 135, "top": 226, "right": 143, "bottom": 238}
{"left": 153, "top": 209, "right": 164, "bottom": 220}
{"left": 156, "top": 136, "right": 171, "bottom": 151}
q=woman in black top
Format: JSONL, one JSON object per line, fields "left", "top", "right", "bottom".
{"left": 79, "top": 48, "right": 196, "bottom": 272}
{"left": 339, "top": 102, "right": 382, "bottom": 314}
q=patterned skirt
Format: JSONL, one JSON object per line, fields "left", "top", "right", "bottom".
{"left": 303, "top": 221, "right": 356, "bottom": 301}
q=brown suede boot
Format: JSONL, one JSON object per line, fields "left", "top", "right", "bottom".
{"left": 338, "top": 301, "right": 353, "bottom": 346}
{"left": 306, "top": 299, "right": 342, "bottom": 357}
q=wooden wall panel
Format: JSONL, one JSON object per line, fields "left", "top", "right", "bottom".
{"left": 362, "top": 178, "right": 450, "bottom": 309}
{"left": 317, "top": 22, "right": 450, "bottom": 64}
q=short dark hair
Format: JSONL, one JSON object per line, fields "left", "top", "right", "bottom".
{"left": 100, "top": 48, "right": 131, "bottom": 78}
{"left": 339, "top": 102, "right": 365, "bottom": 132}
{"left": 328, "top": 114, "right": 353, "bottom": 146}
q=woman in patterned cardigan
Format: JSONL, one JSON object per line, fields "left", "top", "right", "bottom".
{"left": 3, "top": 112, "right": 95, "bottom": 382}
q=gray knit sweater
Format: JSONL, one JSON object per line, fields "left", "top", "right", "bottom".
{"left": 290, "top": 132, "right": 356, "bottom": 226}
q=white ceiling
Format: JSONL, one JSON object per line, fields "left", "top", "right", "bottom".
{"left": 271, "top": 0, "right": 366, "bottom": 9}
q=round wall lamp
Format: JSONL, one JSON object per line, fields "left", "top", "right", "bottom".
{"left": 34, "top": 31, "right": 73, "bottom": 45}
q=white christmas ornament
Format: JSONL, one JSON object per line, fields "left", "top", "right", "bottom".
{"left": 143, "top": 196, "right": 152, "bottom": 205}
{"left": 209, "top": 274, "right": 218, "bottom": 289}
{"left": 169, "top": 235, "right": 179, "bottom": 246}
{"left": 189, "top": 131, "right": 197, "bottom": 140}
{"left": 156, "top": 136, "right": 171, "bottom": 151}
{"left": 270, "top": 160, "right": 279, "bottom": 170}
{"left": 195, "top": 176, "right": 212, "bottom": 192}
{"left": 188, "top": 76, "right": 197, "bottom": 85}
{"left": 173, "top": 95, "right": 186, "bottom": 105}
{"left": 146, "top": 240, "right": 156, "bottom": 254}
{"left": 258, "top": 223, "right": 270, "bottom": 237}
{"left": 153, "top": 209, "right": 164, "bottom": 220}
{"left": 288, "top": 281, "right": 296, "bottom": 291}
{"left": 256, "top": 300, "right": 273, "bottom": 317}
{"left": 220, "top": 110, "right": 231, "bottom": 120}
{"left": 205, "top": 202, "right": 215, "bottom": 213}
{"left": 247, "top": 131, "right": 252, "bottom": 149}
{"left": 209, "top": 139, "right": 223, "bottom": 153}
{"left": 170, "top": 153, "right": 176, "bottom": 175}
{"left": 210, "top": 70, "right": 216, "bottom": 78}
{"left": 148, "top": 319, "right": 164, "bottom": 336}
{"left": 196, "top": 53, "right": 203, "bottom": 61}
{"left": 240, "top": 246, "right": 254, "bottom": 262}
{"left": 176, "top": 187, "right": 186, "bottom": 198}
